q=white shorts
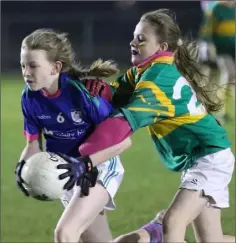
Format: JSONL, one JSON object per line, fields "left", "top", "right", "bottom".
{"left": 180, "top": 148, "right": 235, "bottom": 208}
{"left": 198, "top": 41, "right": 209, "bottom": 62}
{"left": 60, "top": 156, "right": 124, "bottom": 210}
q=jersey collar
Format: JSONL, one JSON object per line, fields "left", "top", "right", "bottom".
{"left": 40, "top": 73, "right": 67, "bottom": 98}
{"left": 135, "top": 51, "right": 174, "bottom": 76}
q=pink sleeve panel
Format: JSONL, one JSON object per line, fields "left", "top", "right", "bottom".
{"left": 79, "top": 117, "right": 133, "bottom": 156}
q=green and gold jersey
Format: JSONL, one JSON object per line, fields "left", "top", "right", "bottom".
{"left": 110, "top": 52, "right": 230, "bottom": 172}
{"left": 199, "top": 1, "right": 219, "bottom": 42}
{"left": 110, "top": 67, "right": 136, "bottom": 108}
{"left": 199, "top": 14, "right": 214, "bottom": 42}
{"left": 212, "top": 2, "right": 235, "bottom": 56}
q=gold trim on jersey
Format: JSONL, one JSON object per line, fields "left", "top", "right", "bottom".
{"left": 131, "top": 81, "right": 175, "bottom": 117}
{"left": 110, "top": 68, "right": 135, "bottom": 89}
{"left": 126, "top": 68, "right": 135, "bottom": 87}
{"left": 214, "top": 20, "right": 235, "bottom": 36}
{"left": 128, "top": 107, "right": 162, "bottom": 116}
{"left": 136, "top": 95, "right": 147, "bottom": 103}
{"left": 136, "top": 56, "right": 174, "bottom": 76}
{"left": 148, "top": 113, "right": 207, "bottom": 139}
{"left": 110, "top": 81, "right": 120, "bottom": 88}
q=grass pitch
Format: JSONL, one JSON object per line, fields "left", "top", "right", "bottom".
{"left": 1, "top": 76, "right": 235, "bottom": 242}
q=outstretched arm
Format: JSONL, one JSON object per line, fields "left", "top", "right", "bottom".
{"left": 88, "top": 136, "right": 132, "bottom": 166}
{"left": 83, "top": 67, "right": 135, "bottom": 107}
{"left": 79, "top": 73, "right": 175, "bottom": 165}
{"left": 79, "top": 116, "right": 133, "bottom": 166}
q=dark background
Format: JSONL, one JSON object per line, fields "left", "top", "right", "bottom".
{"left": 1, "top": 1, "right": 203, "bottom": 72}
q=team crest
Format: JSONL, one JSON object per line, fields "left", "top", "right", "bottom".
{"left": 71, "top": 110, "right": 83, "bottom": 124}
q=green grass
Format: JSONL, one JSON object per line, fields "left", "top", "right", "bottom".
{"left": 1, "top": 76, "right": 235, "bottom": 242}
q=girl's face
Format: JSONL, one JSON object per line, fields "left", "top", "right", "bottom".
{"left": 130, "top": 20, "right": 162, "bottom": 65}
{"left": 20, "top": 49, "right": 58, "bottom": 91}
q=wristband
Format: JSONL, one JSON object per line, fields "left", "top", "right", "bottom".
{"left": 81, "top": 156, "right": 94, "bottom": 172}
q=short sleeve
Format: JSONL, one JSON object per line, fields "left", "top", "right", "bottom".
{"left": 109, "top": 67, "right": 136, "bottom": 108}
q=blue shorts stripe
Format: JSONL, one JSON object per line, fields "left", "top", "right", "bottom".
{"left": 104, "top": 172, "right": 119, "bottom": 187}
{"left": 103, "top": 157, "right": 117, "bottom": 186}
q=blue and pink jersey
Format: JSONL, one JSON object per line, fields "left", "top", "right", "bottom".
{"left": 21, "top": 73, "right": 113, "bottom": 157}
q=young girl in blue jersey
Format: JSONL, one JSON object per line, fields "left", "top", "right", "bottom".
{"left": 60, "top": 9, "right": 235, "bottom": 243}
{"left": 15, "top": 28, "right": 131, "bottom": 243}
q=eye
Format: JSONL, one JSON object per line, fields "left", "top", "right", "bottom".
{"left": 30, "top": 65, "right": 38, "bottom": 69}
{"left": 20, "top": 64, "right": 25, "bottom": 69}
{"left": 137, "top": 35, "right": 145, "bottom": 42}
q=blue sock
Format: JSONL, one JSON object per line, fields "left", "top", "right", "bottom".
{"left": 141, "top": 222, "right": 163, "bottom": 243}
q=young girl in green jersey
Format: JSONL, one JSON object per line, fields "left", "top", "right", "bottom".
{"left": 59, "top": 9, "right": 235, "bottom": 242}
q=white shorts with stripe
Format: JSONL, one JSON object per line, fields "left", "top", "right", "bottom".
{"left": 60, "top": 155, "right": 124, "bottom": 210}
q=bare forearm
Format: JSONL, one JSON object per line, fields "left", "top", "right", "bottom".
{"left": 89, "top": 137, "right": 132, "bottom": 166}
{"left": 19, "top": 141, "right": 41, "bottom": 161}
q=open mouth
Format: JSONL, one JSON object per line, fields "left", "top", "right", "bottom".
{"left": 131, "top": 50, "right": 139, "bottom": 55}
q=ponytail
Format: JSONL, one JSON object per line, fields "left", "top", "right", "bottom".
{"left": 139, "top": 9, "right": 224, "bottom": 113}
{"left": 66, "top": 59, "right": 120, "bottom": 78}
{"left": 174, "top": 39, "right": 223, "bottom": 113}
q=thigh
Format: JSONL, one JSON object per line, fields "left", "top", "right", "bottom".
{"left": 192, "top": 205, "right": 223, "bottom": 242}
{"left": 164, "top": 188, "right": 208, "bottom": 226}
{"left": 56, "top": 183, "right": 110, "bottom": 238}
{"left": 82, "top": 210, "right": 112, "bottom": 242}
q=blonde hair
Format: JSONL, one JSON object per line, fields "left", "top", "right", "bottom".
{"left": 141, "top": 9, "right": 223, "bottom": 113}
{"left": 21, "top": 28, "right": 119, "bottom": 78}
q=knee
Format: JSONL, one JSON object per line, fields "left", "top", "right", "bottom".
{"left": 54, "top": 226, "right": 69, "bottom": 243}
{"left": 162, "top": 210, "right": 187, "bottom": 235}
{"left": 54, "top": 225, "right": 81, "bottom": 243}
{"left": 114, "top": 232, "right": 142, "bottom": 243}
{"left": 162, "top": 212, "right": 175, "bottom": 235}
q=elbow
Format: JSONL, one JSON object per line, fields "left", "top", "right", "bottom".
{"left": 125, "top": 137, "right": 132, "bottom": 149}
{"left": 117, "top": 137, "right": 132, "bottom": 154}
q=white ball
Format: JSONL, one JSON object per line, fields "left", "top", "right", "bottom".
{"left": 21, "top": 152, "right": 69, "bottom": 201}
